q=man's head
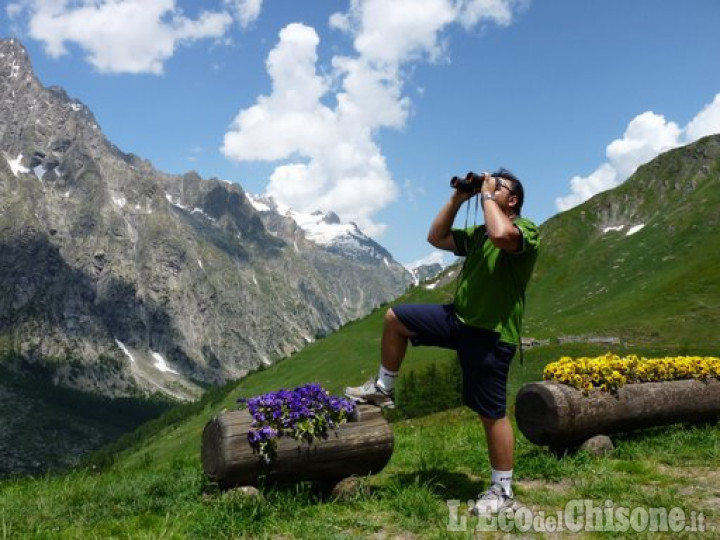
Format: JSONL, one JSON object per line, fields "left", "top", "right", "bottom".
{"left": 492, "top": 168, "right": 524, "bottom": 216}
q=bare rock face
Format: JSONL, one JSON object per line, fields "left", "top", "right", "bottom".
{"left": 0, "top": 38, "right": 412, "bottom": 401}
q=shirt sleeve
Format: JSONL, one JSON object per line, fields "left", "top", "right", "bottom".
{"left": 451, "top": 228, "right": 469, "bottom": 256}
{"left": 513, "top": 218, "right": 540, "bottom": 254}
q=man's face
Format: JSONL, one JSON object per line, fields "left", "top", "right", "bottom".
{"left": 493, "top": 177, "right": 518, "bottom": 211}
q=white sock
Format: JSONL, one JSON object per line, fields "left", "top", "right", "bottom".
{"left": 376, "top": 365, "right": 398, "bottom": 393}
{"left": 491, "top": 468, "right": 513, "bottom": 496}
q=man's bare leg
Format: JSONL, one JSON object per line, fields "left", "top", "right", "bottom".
{"left": 380, "top": 307, "right": 413, "bottom": 372}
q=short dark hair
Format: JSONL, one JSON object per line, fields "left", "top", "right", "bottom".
{"left": 493, "top": 168, "right": 524, "bottom": 216}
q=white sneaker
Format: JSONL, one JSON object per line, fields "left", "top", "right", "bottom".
{"left": 344, "top": 378, "right": 395, "bottom": 409}
{"left": 470, "top": 483, "right": 514, "bottom": 516}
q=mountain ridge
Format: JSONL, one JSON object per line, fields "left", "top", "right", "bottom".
{"left": 117, "top": 132, "right": 720, "bottom": 474}
{"left": 0, "top": 37, "right": 412, "bottom": 403}
{"left": 524, "top": 132, "right": 720, "bottom": 345}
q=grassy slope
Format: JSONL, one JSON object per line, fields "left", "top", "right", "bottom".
{"left": 2, "top": 339, "right": 718, "bottom": 538}
{"left": 525, "top": 135, "right": 720, "bottom": 348}
{"left": 2, "top": 272, "right": 718, "bottom": 538}
{"left": 2, "top": 137, "right": 720, "bottom": 537}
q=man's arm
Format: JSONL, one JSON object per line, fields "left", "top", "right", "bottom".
{"left": 479, "top": 176, "right": 523, "bottom": 252}
{"left": 427, "top": 190, "right": 470, "bottom": 252}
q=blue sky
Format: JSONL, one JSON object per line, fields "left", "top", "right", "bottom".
{"left": 3, "top": 0, "right": 720, "bottom": 267}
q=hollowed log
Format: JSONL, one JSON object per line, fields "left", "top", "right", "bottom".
{"left": 515, "top": 379, "right": 720, "bottom": 446}
{"left": 202, "top": 404, "right": 393, "bottom": 488}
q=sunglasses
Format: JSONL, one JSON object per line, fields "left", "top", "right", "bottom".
{"left": 495, "top": 178, "right": 517, "bottom": 194}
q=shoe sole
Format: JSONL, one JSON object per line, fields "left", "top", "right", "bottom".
{"left": 470, "top": 499, "right": 522, "bottom": 517}
{"left": 346, "top": 394, "right": 395, "bottom": 410}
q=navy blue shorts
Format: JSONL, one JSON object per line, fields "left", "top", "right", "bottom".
{"left": 392, "top": 303, "right": 516, "bottom": 419}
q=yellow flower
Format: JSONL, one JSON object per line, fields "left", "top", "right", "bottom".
{"left": 544, "top": 354, "right": 720, "bottom": 391}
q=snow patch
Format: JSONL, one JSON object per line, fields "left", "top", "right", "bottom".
{"left": 290, "top": 210, "right": 357, "bottom": 245}
{"left": 626, "top": 224, "right": 645, "bottom": 236}
{"left": 6, "top": 154, "right": 29, "bottom": 176}
{"left": 115, "top": 339, "right": 135, "bottom": 363}
{"left": 603, "top": 225, "right": 624, "bottom": 233}
{"left": 247, "top": 195, "right": 271, "bottom": 212}
{"left": 113, "top": 196, "right": 126, "bottom": 208}
{"left": 191, "top": 207, "right": 216, "bottom": 221}
{"left": 151, "top": 351, "right": 178, "bottom": 374}
{"left": 247, "top": 194, "right": 389, "bottom": 262}
{"left": 165, "top": 192, "right": 187, "bottom": 210}
{"left": 70, "top": 103, "right": 82, "bottom": 112}
{"left": 33, "top": 165, "right": 46, "bottom": 181}
{"left": 198, "top": 259, "right": 203, "bottom": 270}
{"left": 166, "top": 193, "right": 216, "bottom": 222}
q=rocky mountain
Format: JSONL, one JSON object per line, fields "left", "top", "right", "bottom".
{"left": 246, "top": 195, "right": 401, "bottom": 266}
{"left": 407, "top": 262, "right": 444, "bottom": 285}
{"left": 0, "top": 38, "right": 412, "bottom": 403}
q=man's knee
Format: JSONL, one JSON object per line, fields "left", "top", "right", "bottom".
{"left": 385, "top": 307, "right": 411, "bottom": 336}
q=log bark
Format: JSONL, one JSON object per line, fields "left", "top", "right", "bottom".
{"left": 202, "top": 404, "right": 393, "bottom": 488}
{"left": 515, "top": 379, "right": 720, "bottom": 446}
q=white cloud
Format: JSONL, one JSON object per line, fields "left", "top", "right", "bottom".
{"left": 223, "top": 0, "right": 525, "bottom": 237}
{"left": 555, "top": 163, "right": 618, "bottom": 212}
{"left": 556, "top": 93, "right": 720, "bottom": 212}
{"left": 605, "top": 112, "right": 681, "bottom": 180}
{"left": 223, "top": 0, "right": 262, "bottom": 28}
{"left": 339, "top": 0, "right": 456, "bottom": 65}
{"left": 8, "top": 0, "right": 232, "bottom": 74}
{"left": 685, "top": 93, "right": 720, "bottom": 142}
{"left": 6, "top": 3, "right": 24, "bottom": 18}
{"left": 457, "top": 0, "right": 527, "bottom": 29}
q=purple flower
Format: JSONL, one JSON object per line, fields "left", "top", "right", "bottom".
{"left": 242, "top": 383, "right": 356, "bottom": 463}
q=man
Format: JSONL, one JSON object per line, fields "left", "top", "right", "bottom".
{"left": 345, "top": 169, "right": 539, "bottom": 515}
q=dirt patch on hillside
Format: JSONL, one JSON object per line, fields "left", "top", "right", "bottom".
{"left": 658, "top": 464, "right": 720, "bottom": 521}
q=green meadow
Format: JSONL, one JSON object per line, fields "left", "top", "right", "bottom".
{"left": 2, "top": 137, "right": 720, "bottom": 538}
{"left": 2, "top": 279, "right": 718, "bottom": 539}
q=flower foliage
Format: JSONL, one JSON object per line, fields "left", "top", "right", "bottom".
{"left": 543, "top": 353, "right": 720, "bottom": 392}
{"left": 237, "top": 383, "right": 356, "bottom": 464}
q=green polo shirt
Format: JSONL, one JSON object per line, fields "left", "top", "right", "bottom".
{"left": 451, "top": 217, "right": 539, "bottom": 345}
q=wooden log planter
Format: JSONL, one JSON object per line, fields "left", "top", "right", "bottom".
{"left": 202, "top": 404, "right": 393, "bottom": 489}
{"left": 515, "top": 378, "right": 720, "bottom": 448}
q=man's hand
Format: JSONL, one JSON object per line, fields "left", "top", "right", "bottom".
{"left": 478, "top": 172, "right": 495, "bottom": 196}
{"left": 450, "top": 185, "right": 473, "bottom": 205}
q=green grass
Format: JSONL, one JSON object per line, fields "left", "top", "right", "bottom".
{"left": 2, "top": 338, "right": 719, "bottom": 538}
{"left": 524, "top": 135, "right": 720, "bottom": 348}
{"left": 3, "top": 136, "right": 720, "bottom": 537}
{"left": 4, "top": 276, "right": 720, "bottom": 538}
